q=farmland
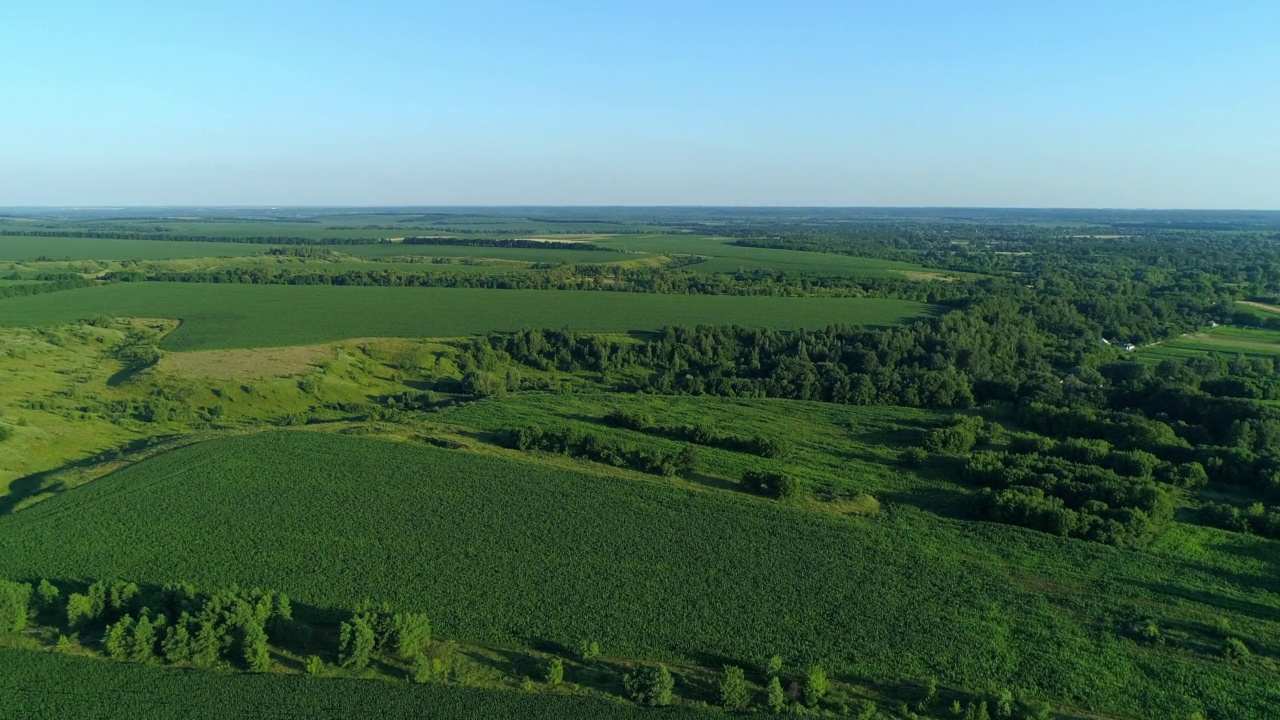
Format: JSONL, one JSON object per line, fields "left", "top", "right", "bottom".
{"left": 1, "top": 208, "right": 1280, "bottom": 719}
{"left": 0, "top": 648, "right": 718, "bottom": 720}
{"left": 0, "top": 431, "right": 1276, "bottom": 719}
{"left": 0, "top": 283, "right": 938, "bottom": 351}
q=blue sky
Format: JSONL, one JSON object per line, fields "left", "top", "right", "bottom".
{"left": 1, "top": 1, "right": 1277, "bottom": 207}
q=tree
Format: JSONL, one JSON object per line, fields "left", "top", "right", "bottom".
{"left": 766, "top": 676, "right": 786, "bottom": 712}
{"left": 243, "top": 621, "right": 271, "bottom": 672}
{"left": 103, "top": 616, "right": 134, "bottom": 661}
{"left": 65, "top": 593, "right": 95, "bottom": 630}
{"left": 391, "top": 612, "right": 432, "bottom": 658}
{"left": 624, "top": 663, "right": 674, "bottom": 707}
{"left": 409, "top": 653, "right": 434, "bottom": 683}
{"left": 339, "top": 616, "right": 375, "bottom": 670}
{"left": 129, "top": 614, "right": 158, "bottom": 663}
{"left": 305, "top": 655, "right": 325, "bottom": 676}
{"left": 161, "top": 618, "right": 193, "bottom": 664}
{"left": 719, "top": 665, "right": 750, "bottom": 711}
{"left": 191, "top": 619, "right": 221, "bottom": 668}
{"left": 34, "top": 579, "right": 59, "bottom": 614}
{"left": 0, "top": 580, "right": 31, "bottom": 633}
{"left": 853, "top": 699, "right": 878, "bottom": 720}
{"left": 546, "top": 657, "right": 564, "bottom": 685}
{"left": 804, "top": 665, "right": 828, "bottom": 707}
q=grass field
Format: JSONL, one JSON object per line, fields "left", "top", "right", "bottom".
{"left": 0, "top": 648, "right": 719, "bottom": 720}
{"left": 1140, "top": 325, "right": 1280, "bottom": 362}
{"left": 0, "top": 236, "right": 269, "bottom": 261}
{"left": 597, "top": 234, "right": 965, "bottom": 278}
{"left": 0, "top": 430, "right": 1275, "bottom": 719}
{"left": 0, "top": 283, "right": 938, "bottom": 351}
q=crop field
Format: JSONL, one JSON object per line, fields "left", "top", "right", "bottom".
{"left": 343, "top": 243, "right": 632, "bottom": 264}
{"left": 0, "top": 648, "right": 715, "bottom": 720}
{"left": 0, "top": 236, "right": 269, "bottom": 261}
{"left": 0, "top": 283, "right": 937, "bottom": 351}
{"left": 597, "top": 234, "right": 966, "bottom": 278}
{"left": 0, "top": 431, "right": 1275, "bottom": 719}
{"left": 1140, "top": 325, "right": 1280, "bottom": 362}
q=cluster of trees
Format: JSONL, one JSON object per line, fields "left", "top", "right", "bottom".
{"left": 601, "top": 408, "right": 791, "bottom": 458}
{"left": 506, "top": 426, "right": 696, "bottom": 477}
{"left": 741, "top": 470, "right": 802, "bottom": 500}
{"left": 61, "top": 580, "right": 292, "bottom": 672}
{"left": 965, "top": 442, "right": 1175, "bottom": 547}
{"left": 1199, "top": 501, "right": 1280, "bottom": 539}
{"left": 0, "top": 276, "right": 97, "bottom": 299}
{"left": 336, "top": 601, "right": 432, "bottom": 671}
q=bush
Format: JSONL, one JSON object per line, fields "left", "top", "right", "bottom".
{"left": 545, "top": 657, "right": 563, "bottom": 685}
{"left": 1223, "top": 637, "right": 1250, "bottom": 663}
{"left": 900, "top": 446, "right": 929, "bottom": 467}
{"left": 409, "top": 654, "right": 434, "bottom": 683}
{"left": 624, "top": 663, "right": 674, "bottom": 707}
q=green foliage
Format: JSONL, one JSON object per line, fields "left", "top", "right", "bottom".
{"left": 338, "top": 616, "right": 375, "bottom": 670}
{"left": 852, "top": 699, "right": 877, "bottom": 720}
{"left": 576, "top": 639, "right": 601, "bottom": 662}
{"left": 129, "top": 614, "right": 158, "bottom": 663}
{"left": 623, "top": 663, "right": 673, "bottom": 707}
{"left": 764, "top": 654, "right": 783, "bottom": 676}
{"left": 34, "top": 579, "right": 59, "bottom": 613}
{"left": 0, "top": 580, "right": 31, "bottom": 633}
{"left": 545, "top": 657, "right": 563, "bottom": 685}
{"left": 305, "top": 655, "right": 324, "bottom": 676}
{"left": 391, "top": 612, "right": 432, "bottom": 659}
{"left": 741, "top": 470, "right": 802, "bottom": 500}
{"left": 719, "top": 665, "right": 749, "bottom": 711}
{"left": 765, "top": 676, "right": 785, "bottom": 712}
{"left": 161, "top": 617, "right": 193, "bottom": 664}
{"left": 243, "top": 622, "right": 271, "bottom": 672}
{"left": 103, "top": 616, "right": 134, "bottom": 661}
{"left": 804, "top": 665, "right": 828, "bottom": 707}
{"left": 1223, "top": 637, "right": 1251, "bottom": 664}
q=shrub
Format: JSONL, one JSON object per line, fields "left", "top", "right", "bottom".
{"left": 624, "top": 663, "right": 674, "bottom": 707}
{"left": 545, "top": 657, "right": 563, "bottom": 685}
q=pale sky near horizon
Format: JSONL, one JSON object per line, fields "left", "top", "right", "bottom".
{"left": 1, "top": 1, "right": 1277, "bottom": 208}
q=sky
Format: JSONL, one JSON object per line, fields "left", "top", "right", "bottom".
{"left": 1, "top": 1, "right": 1277, "bottom": 208}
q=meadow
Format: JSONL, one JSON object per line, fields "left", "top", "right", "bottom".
{"left": 0, "top": 431, "right": 1275, "bottom": 719}
{"left": 0, "top": 283, "right": 937, "bottom": 351}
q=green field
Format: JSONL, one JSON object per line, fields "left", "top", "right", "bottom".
{"left": 0, "top": 648, "right": 718, "bottom": 720}
{"left": 597, "top": 234, "right": 961, "bottom": 278}
{"left": 0, "top": 283, "right": 937, "bottom": 351}
{"left": 343, "top": 243, "right": 632, "bottom": 264}
{"left": 0, "top": 431, "right": 1275, "bottom": 719}
{"left": 0, "top": 236, "right": 269, "bottom": 261}
{"left": 1140, "top": 325, "right": 1280, "bottom": 362}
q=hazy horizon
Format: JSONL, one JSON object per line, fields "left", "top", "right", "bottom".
{"left": 4, "top": 1, "right": 1278, "bottom": 208}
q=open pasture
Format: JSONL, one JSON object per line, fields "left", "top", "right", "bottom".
{"left": 0, "top": 431, "right": 1274, "bottom": 719}
{"left": 0, "top": 283, "right": 937, "bottom": 351}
